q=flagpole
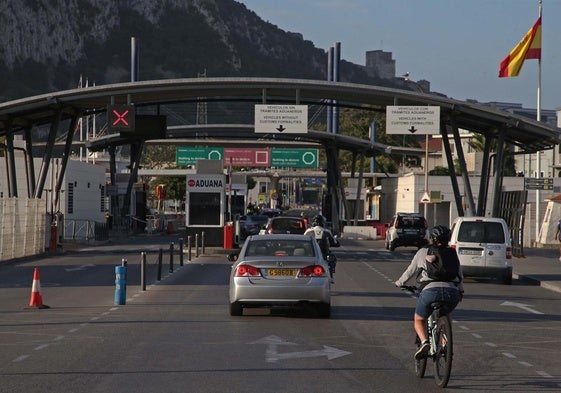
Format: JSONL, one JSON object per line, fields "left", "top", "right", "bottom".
{"left": 535, "top": 0, "right": 542, "bottom": 244}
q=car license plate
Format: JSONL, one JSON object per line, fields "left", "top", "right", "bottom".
{"left": 267, "top": 268, "right": 296, "bottom": 276}
{"left": 460, "top": 249, "right": 481, "bottom": 255}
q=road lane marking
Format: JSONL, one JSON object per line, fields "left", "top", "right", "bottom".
{"left": 471, "top": 333, "right": 482, "bottom": 339}
{"left": 35, "top": 344, "right": 49, "bottom": 350}
{"left": 13, "top": 355, "right": 29, "bottom": 362}
{"left": 536, "top": 371, "right": 553, "bottom": 378}
{"left": 250, "top": 335, "right": 351, "bottom": 363}
{"left": 502, "top": 352, "right": 516, "bottom": 358}
{"left": 518, "top": 361, "right": 532, "bottom": 367}
{"left": 485, "top": 342, "right": 497, "bottom": 347}
{"left": 500, "top": 301, "right": 544, "bottom": 315}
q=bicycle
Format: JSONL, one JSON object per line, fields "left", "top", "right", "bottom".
{"left": 400, "top": 285, "right": 454, "bottom": 388}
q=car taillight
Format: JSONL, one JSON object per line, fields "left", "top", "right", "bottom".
{"left": 299, "top": 265, "right": 325, "bottom": 277}
{"left": 506, "top": 246, "right": 512, "bottom": 259}
{"left": 450, "top": 244, "right": 457, "bottom": 250}
{"left": 267, "top": 225, "right": 273, "bottom": 234}
{"left": 236, "top": 265, "right": 261, "bottom": 277}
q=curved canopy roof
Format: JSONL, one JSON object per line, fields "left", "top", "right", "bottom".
{"left": 0, "top": 77, "right": 559, "bottom": 153}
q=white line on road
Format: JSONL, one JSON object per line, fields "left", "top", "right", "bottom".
{"left": 502, "top": 352, "right": 516, "bottom": 359}
{"left": 518, "top": 361, "right": 533, "bottom": 367}
{"left": 13, "top": 355, "right": 29, "bottom": 362}
{"left": 34, "top": 344, "right": 49, "bottom": 351}
{"left": 536, "top": 370, "right": 553, "bottom": 378}
{"left": 484, "top": 342, "right": 497, "bottom": 347}
{"left": 471, "top": 333, "right": 482, "bottom": 339}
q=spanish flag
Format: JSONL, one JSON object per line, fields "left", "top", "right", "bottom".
{"left": 499, "top": 17, "right": 541, "bottom": 78}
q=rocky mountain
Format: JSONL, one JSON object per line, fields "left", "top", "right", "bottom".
{"left": 0, "top": 0, "right": 389, "bottom": 102}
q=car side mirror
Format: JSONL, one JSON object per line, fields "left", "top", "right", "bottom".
{"left": 227, "top": 253, "right": 239, "bottom": 262}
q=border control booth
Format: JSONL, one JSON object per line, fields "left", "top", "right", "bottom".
{"left": 185, "top": 160, "right": 226, "bottom": 246}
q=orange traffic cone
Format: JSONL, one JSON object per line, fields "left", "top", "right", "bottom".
{"left": 28, "top": 268, "right": 49, "bottom": 309}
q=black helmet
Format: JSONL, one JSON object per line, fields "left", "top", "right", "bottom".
{"left": 312, "top": 215, "right": 326, "bottom": 227}
{"left": 430, "top": 225, "right": 450, "bottom": 246}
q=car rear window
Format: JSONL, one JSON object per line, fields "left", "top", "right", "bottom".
{"left": 247, "top": 215, "right": 268, "bottom": 224}
{"left": 245, "top": 239, "right": 315, "bottom": 257}
{"left": 397, "top": 216, "right": 426, "bottom": 229}
{"left": 272, "top": 218, "right": 306, "bottom": 231}
{"left": 457, "top": 222, "right": 505, "bottom": 243}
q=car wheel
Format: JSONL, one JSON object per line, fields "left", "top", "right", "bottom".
{"left": 230, "top": 301, "right": 243, "bottom": 316}
{"left": 316, "top": 303, "right": 331, "bottom": 318}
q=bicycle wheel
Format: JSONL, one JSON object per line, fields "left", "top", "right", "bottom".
{"left": 414, "top": 336, "right": 427, "bottom": 378}
{"left": 433, "top": 314, "right": 453, "bottom": 388}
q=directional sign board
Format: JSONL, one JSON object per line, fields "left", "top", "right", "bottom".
{"left": 271, "top": 148, "right": 318, "bottom": 168}
{"left": 224, "top": 148, "right": 270, "bottom": 167}
{"left": 176, "top": 147, "right": 223, "bottom": 166}
{"left": 524, "top": 177, "right": 553, "bottom": 190}
{"left": 385, "top": 106, "right": 440, "bottom": 135}
{"left": 255, "top": 105, "right": 308, "bottom": 134}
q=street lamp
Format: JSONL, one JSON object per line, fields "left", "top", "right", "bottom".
{"left": 403, "top": 74, "right": 430, "bottom": 221}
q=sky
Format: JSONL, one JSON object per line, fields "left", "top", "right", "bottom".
{"left": 237, "top": 0, "right": 560, "bottom": 112}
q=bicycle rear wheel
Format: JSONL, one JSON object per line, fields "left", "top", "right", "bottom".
{"left": 433, "top": 314, "right": 453, "bottom": 388}
{"left": 414, "top": 336, "right": 427, "bottom": 378}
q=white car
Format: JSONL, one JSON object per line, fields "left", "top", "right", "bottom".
{"left": 228, "top": 234, "right": 331, "bottom": 317}
{"left": 385, "top": 212, "right": 428, "bottom": 251}
{"left": 449, "top": 216, "right": 512, "bottom": 285}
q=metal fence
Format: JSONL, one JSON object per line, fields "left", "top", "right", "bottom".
{"left": 0, "top": 198, "right": 46, "bottom": 262}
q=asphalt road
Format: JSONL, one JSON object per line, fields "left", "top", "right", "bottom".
{"left": 1, "top": 236, "right": 560, "bottom": 392}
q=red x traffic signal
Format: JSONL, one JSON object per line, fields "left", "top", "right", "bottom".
{"left": 107, "top": 104, "right": 135, "bottom": 132}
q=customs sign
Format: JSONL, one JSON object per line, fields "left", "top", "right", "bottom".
{"left": 255, "top": 105, "right": 308, "bottom": 134}
{"left": 386, "top": 106, "right": 440, "bottom": 135}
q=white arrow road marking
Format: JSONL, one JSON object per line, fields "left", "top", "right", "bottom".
{"left": 65, "top": 264, "right": 95, "bottom": 272}
{"left": 250, "top": 335, "right": 351, "bottom": 363}
{"left": 267, "top": 346, "right": 352, "bottom": 363}
{"left": 500, "top": 301, "right": 544, "bottom": 315}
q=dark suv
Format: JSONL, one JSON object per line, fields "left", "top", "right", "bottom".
{"left": 385, "top": 213, "right": 428, "bottom": 251}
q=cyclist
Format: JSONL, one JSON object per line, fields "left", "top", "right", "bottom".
{"left": 304, "top": 214, "right": 339, "bottom": 283}
{"left": 394, "top": 225, "right": 464, "bottom": 360}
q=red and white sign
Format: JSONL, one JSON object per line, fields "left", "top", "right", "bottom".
{"left": 186, "top": 175, "right": 225, "bottom": 192}
{"left": 224, "top": 148, "right": 270, "bottom": 167}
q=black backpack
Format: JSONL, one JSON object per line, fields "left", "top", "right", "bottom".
{"left": 421, "top": 245, "right": 460, "bottom": 287}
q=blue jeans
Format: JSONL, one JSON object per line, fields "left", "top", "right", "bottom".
{"left": 415, "top": 287, "right": 460, "bottom": 319}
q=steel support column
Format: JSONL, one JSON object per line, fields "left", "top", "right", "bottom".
{"left": 476, "top": 135, "right": 493, "bottom": 216}
{"left": 122, "top": 139, "right": 145, "bottom": 221}
{"left": 35, "top": 109, "right": 62, "bottom": 199}
{"left": 353, "top": 153, "right": 365, "bottom": 226}
{"left": 491, "top": 128, "right": 506, "bottom": 217}
{"left": 441, "top": 123, "right": 463, "bottom": 216}
{"left": 24, "top": 125, "right": 36, "bottom": 197}
{"left": 4, "top": 120, "right": 18, "bottom": 197}
{"left": 450, "top": 116, "right": 476, "bottom": 216}
{"left": 53, "top": 113, "right": 80, "bottom": 211}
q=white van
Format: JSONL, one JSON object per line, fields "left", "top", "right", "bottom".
{"left": 449, "top": 217, "right": 512, "bottom": 285}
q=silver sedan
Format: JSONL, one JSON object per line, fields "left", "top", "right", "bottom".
{"left": 228, "top": 234, "right": 331, "bottom": 317}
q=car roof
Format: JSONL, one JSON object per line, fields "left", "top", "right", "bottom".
{"left": 247, "top": 234, "right": 312, "bottom": 241}
{"left": 452, "top": 216, "right": 507, "bottom": 224}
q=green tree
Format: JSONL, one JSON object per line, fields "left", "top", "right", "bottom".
{"left": 325, "top": 108, "right": 420, "bottom": 175}
{"left": 467, "top": 133, "right": 516, "bottom": 176}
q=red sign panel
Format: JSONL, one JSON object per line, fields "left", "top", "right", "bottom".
{"left": 224, "top": 148, "right": 270, "bottom": 167}
{"left": 107, "top": 104, "right": 135, "bottom": 132}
